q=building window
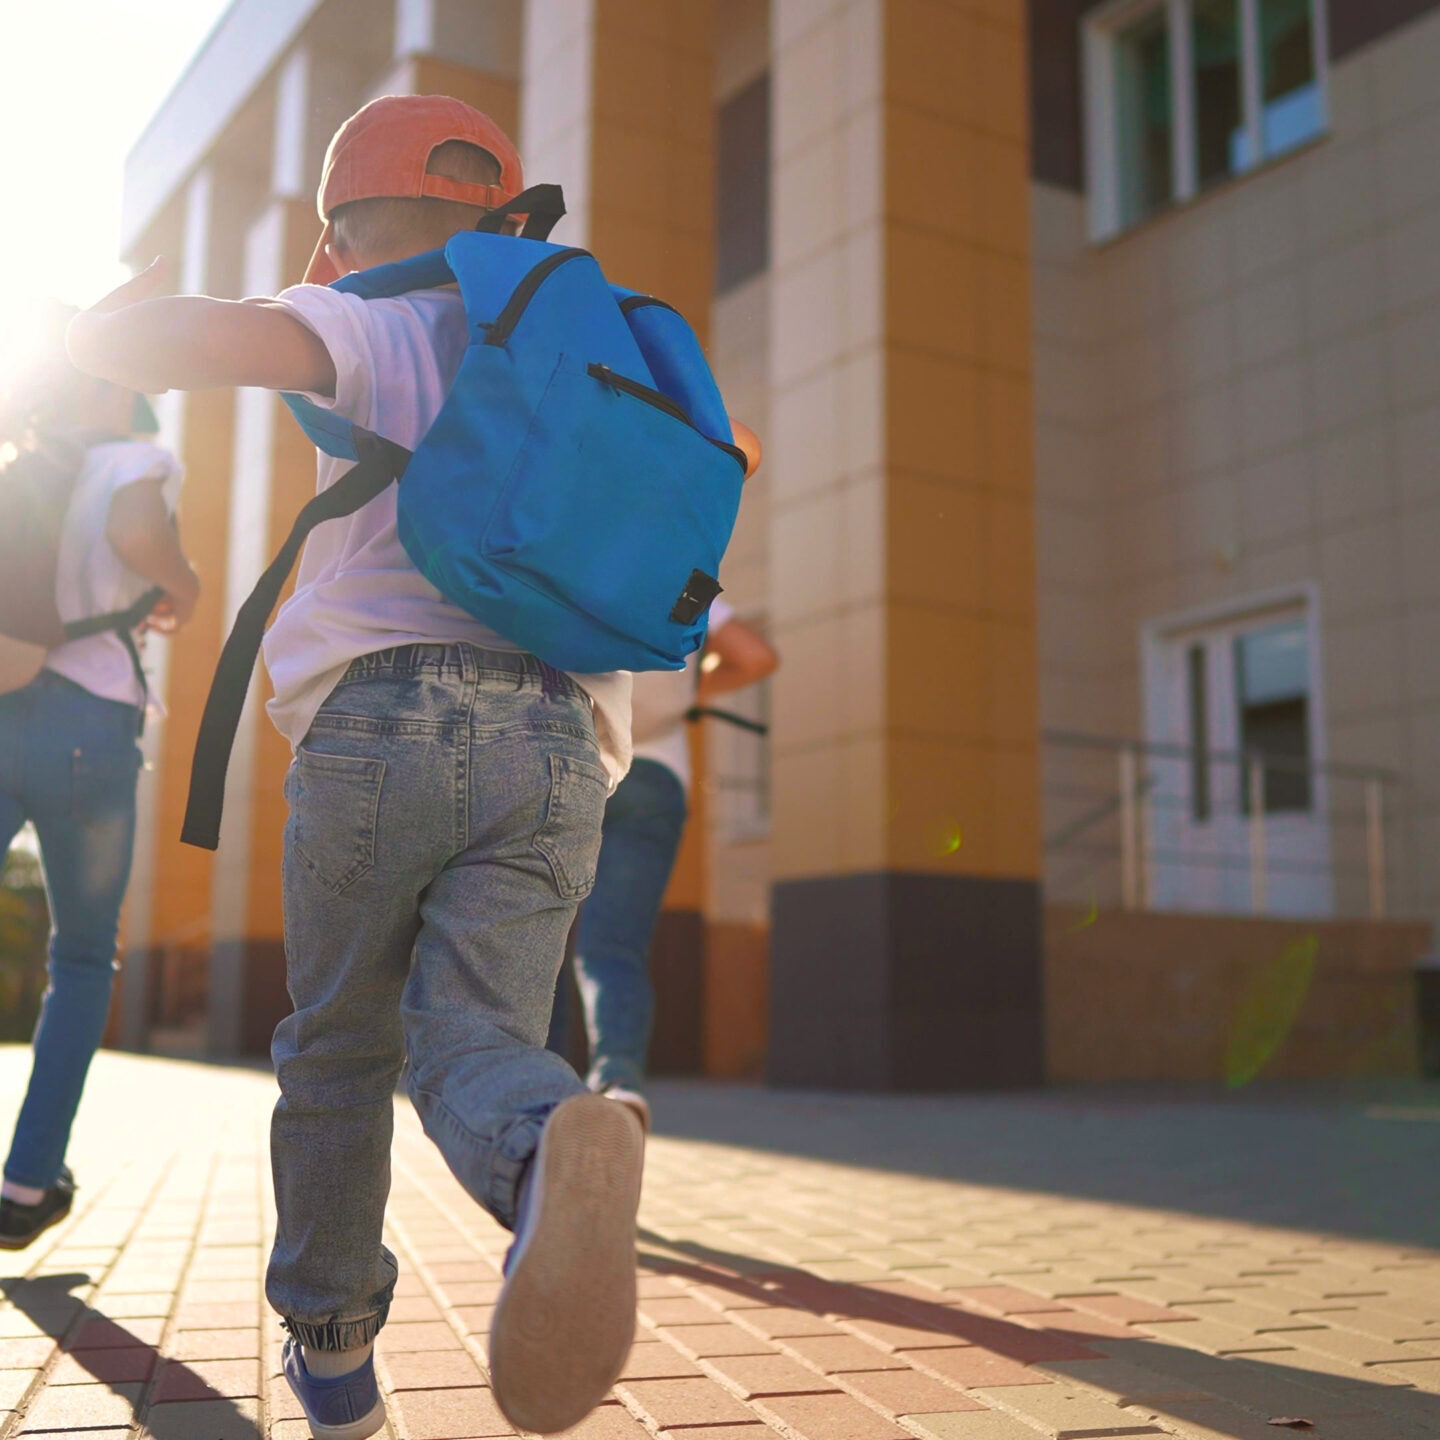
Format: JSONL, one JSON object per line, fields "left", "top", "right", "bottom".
{"left": 1235, "top": 619, "right": 1312, "bottom": 814}
{"left": 715, "top": 73, "right": 770, "bottom": 293}
{"left": 1084, "top": 0, "right": 1327, "bottom": 239}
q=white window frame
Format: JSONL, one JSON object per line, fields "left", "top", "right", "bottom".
{"left": 1084, "top": 0, "right": 1330, "bottom": 241}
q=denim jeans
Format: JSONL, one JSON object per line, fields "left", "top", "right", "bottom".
{"left": 265, "top": 645, "right": 604, "bottom": 1351}
{"left": 1, "top": 672, "right": 142, "bottom": 1190}
{"left": 548, "top": 758, "right": 688, "bottom": 1091}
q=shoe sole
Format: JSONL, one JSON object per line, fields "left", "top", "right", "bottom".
{"left": 0, "top": 1197, "right": 72, "bottom": 1251}
{"left": 303, "top": 1395, "right": 387, "bottom": 1440}
{"left": 489, "top": 1093, "right": 645, "bottom": 1435}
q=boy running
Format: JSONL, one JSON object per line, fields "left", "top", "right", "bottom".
{"left": 68, "top": 97, "right": 647, "bottom": 1438}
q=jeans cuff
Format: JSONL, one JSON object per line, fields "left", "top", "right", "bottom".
{"left": 282, "top": 1302, "right": 389, "bottom": 1351}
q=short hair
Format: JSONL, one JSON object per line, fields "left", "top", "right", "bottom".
{"left": 329, "top": 139, "right": 502, "bottom": 256}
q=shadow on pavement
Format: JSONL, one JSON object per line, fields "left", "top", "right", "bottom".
{"left": 1, "top": 1272, "right": 259, "bottom": 1439}
{"left": 646, "top": 1080, "right": 1440, "bottom": 1252}
{"left": 639, "top": 1231, "right": 1440, "bottom": 1437}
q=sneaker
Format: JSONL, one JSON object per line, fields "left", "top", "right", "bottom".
{"left": 280, "top": 1338, "right": 386, "bottom": 1440}
{"left": 489, "top": 1092, "right": 645, "bottom": 1435}
{"left": 600, "top": 1085, "right": 651, "bottom": 1134}
{"left": 0, "top": 1167, "right": 75, "bottom": 1251}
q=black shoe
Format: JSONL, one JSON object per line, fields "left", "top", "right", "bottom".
{"left": 0, "top": 1167, "right": 75, "bottom": 1250}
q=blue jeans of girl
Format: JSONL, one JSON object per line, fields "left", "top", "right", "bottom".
{"left": 547, "top": 758, "right": 688, "bottom": 1091}
{"left": 2, "top": 671, "right": 142, "bottom": 1191}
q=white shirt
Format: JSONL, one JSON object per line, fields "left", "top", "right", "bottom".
{"left": 630, "top": 597, "right": 734, "bottom": 791}
{"left": 44, "top": 440, "right": 183, "bottom": 708}
{"left": 265, "top": 283, "right": 632, "bottom": 785}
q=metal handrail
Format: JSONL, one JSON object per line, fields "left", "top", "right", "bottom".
{"left": 1042, "top": 728, "right": 1394, "bottom": 919}
{"left": 1042, "top": 727, "right": 1398, "bottom": 784}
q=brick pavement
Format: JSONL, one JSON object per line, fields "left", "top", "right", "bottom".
{"left": 2, "top": 1047, "right": 1439, "bottom": 1439}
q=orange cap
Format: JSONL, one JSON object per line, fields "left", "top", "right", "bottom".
{"left": 302, "top": 94, "right": 524, "bottom": 285}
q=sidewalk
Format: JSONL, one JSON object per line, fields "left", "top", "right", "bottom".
{"left": 1, "top": 1047, "right": 1438, "bottom": 1440}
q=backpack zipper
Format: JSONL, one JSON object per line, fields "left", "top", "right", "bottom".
{"left": 588, "top": 364, "right": 748, "bottom": 471}
{"left": 485, "top": 248, "right": 589, "bottom": 346}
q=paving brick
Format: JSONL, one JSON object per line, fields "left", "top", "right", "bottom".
{"left": 756, "top": 1390, "right": 910, "bottom": 1439}
{"left": 1130, "top": 1318, "right": 1297, "bottom": 1357}
{"left": 837, "top": 1367, "right": 986, "bottom": 1416}
{"left": 910, "top": 1348, "right": 1056, "bottom": 1389}
{"left": 785, "top": 1333, "right": 910, "bottom": 1372}
{"left": 88, "top": 1290, "right": 174, "bottom": 1319}
{"left": 739, "top": 1305, "right": 841, "bottom": 1338}
{"left": 0, "top": 1367, "right": 38, "bottom": 1409}
{"left": 617, "top": 1341, "right": 704, "bottom": 1379}
{"left": 657, "top": 1321, "right": 776, "bottom": 1356}
{"left": 844, "top": 1314, "right": 978, "bottom": 1351}
{"left": 561, "top": 1402, "right": 654, "bottom": 1437}
{"left": 978, "top": 1384, "right": 1166, "bottom": 1437}
{"left": 1030, "top": 1311, "right": 1138, "bottom": 1341}
{"left": 377, "top": 1320, "right": 465, "bottom": 1352}
{"left": 389, "top": 1385, "right": 514, "bottom": 1438}
{"left": 153, "top": 1356, "right": 261, "bottom": 1400}
{"left": 1287, "top": 1326, "right": 1440, "bottom": 1367}
{"left": 21, "top": 1379, "right": 143, "bottom": 1429}
{"left": 171, "top": 1326, "right": 261, "bottom": 1360}
{"left": 640, "top": 1296, "right": 721, "bottom": 1326}
{"left": 0, "top": 1339, "right": 56, "bottom": 1370}
{"left": 142, "top": 1396, "right": 261, "bottom": 1439}
{"left": 1128, "top": 1397, "right": 1311, "bottom": 1440}
{"left": 436, "top": 1280, "right": 505, "bottom": 1306}
{"left": 706, "top": 1352, "right": 839, "bottom": 1397}
{"left": 68, "top": 1315, "right": 165, "bottom": 1349}
{"left": 906, "top": 1411, "right": 1051, "bottom": 1439}
{"left": 618, "top": 1376, "right": 757, "bottom": 1426}
{"left": 453, "top": 1303, "right": 497, "bottom": 1334}
{"left": 50, "top": 1345, "right": 157, "bottom": 1384}
{"left": 380, "top": 1347, "right": 489, "bottom": 1390}
{"left": 954, "top": 1287, "right": 1078, "bottom": 1317}
{"left": 1075, "top": 1296, "right": 1193, "bottom": 1325}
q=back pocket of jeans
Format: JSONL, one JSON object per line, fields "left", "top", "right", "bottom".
{"left": 533, "top": 752, "right": 608, "bottom": 900}
{"left": 291, "top": 749, "right": 386, "bottom": 894}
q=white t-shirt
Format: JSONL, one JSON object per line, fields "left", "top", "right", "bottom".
{"left": 265, "top": 284, "right": 632, "bottom": 786}
{"left": 44, "top": 440, "right": 183, "bottom": 708}
{"left": 630, "top": 597, "right": 734, "bottom": 791}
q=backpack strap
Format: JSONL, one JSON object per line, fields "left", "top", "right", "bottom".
{"left": 473, "top": 184, "right": 566, "bottom": 240}
{"left": 180, "top": 429, "right": 411, "bottom": 850}
{"left": 62, "top": 585, "right": 168, "bottom": 732}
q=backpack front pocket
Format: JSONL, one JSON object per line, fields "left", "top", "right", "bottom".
{"left": 478, "top": 356, "right": 745, "bottom": 670}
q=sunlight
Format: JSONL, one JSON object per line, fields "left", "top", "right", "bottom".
{"left": 0, "top": 0, "right": 230, "bottom": 362}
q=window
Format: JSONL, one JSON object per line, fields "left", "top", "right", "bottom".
{"left": 715, "top": 73, "right": 770, "bottom": 293}
{"left": 710, "top": 675, "right": 771, "bottom": 840}
{"left": 1187, "top": 642, "right": 1211, "bottom": 821}
{"left": 1235, "top": 619, "right": 1312, "bottom": 814}
{"left": 1085, "top": 0, "right": 1327, "bottom": 238}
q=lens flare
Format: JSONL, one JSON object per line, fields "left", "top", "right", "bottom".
{"left": 1224, "top": 934, "right": 1319, "bottom": 1089}
{"left": 935, "top": 820, "right": 962, "bottom": 856}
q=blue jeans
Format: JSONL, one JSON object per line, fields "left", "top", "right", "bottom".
{"left": 548, "top": 758, "right": 687, "bottom": 1091}
{"left": 1, "top": 672, "right": 142, "bottom": 1190}
{"left": 266, "top": 645, "right": 604, "bottom": 1350}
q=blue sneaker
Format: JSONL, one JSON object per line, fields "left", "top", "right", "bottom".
{"left": 280, "top": 1337, "right": 386, "bottom": 1440}
{"left": 489, "top": 1092, "right": 645, "bottom": 1435}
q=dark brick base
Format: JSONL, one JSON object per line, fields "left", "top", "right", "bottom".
{"left": 767, "top": 872, "right": 1044, "bottom": 1091}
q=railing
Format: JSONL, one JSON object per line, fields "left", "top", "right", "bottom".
{"left": 1042, "top": 729, "right": 1402, "bottom": 921}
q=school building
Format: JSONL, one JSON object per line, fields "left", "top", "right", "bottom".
{"left": 113, "top": 0, "right": 1440, "bottom": 1086}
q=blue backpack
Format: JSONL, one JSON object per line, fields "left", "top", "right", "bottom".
{"left": 183, "top": 185, "right": 745, "bottom": 849}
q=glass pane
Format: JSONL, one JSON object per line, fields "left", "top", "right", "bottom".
{"left": 1193, "top": 0, "right": 1245, "bottom": 185}
{"left": 1115, "top": 7, "right": 1173, "bottom": 226}
{"left": 715, "top": 74, "right": 770, "bottom": 293}
{"left": 1260, "top": 0, "right": 1321, "bottom": 157}
{"left": 1236, "top": 621, "right": 1312, "bottom": 814}
{"left": 1188, "top": 643, "right": 1211, "bottom": 822}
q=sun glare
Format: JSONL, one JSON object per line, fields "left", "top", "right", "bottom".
{"left": 0, "top": 0, "right": 230, "bottom": 373}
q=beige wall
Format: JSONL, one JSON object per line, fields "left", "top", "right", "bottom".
{"left": 1031, "top": 9, "right": 1440, "bottom": 923}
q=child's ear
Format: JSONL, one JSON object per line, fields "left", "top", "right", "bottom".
{"left": 324, "top": 239, "right": 356, "bottom": 276}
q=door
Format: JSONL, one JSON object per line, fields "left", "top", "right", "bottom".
{"left": 1146, "top": 606, "right": 1332, "bottom": 917}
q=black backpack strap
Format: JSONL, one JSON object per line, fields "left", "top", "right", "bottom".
{"left": 474, "top": 184, "right": 566, "bottom": 241}
{"left": 181, "top": 429, "right": 411, "bottom": 851}
{"left": 685, "top": 705, "right": 769, "bottom": 736}
{"left": 61, "top": 586, "right": 167, "bottom": 734}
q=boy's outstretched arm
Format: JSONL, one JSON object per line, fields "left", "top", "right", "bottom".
{"left": 67, "top": 259, "right": 336, "bottom": 398}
